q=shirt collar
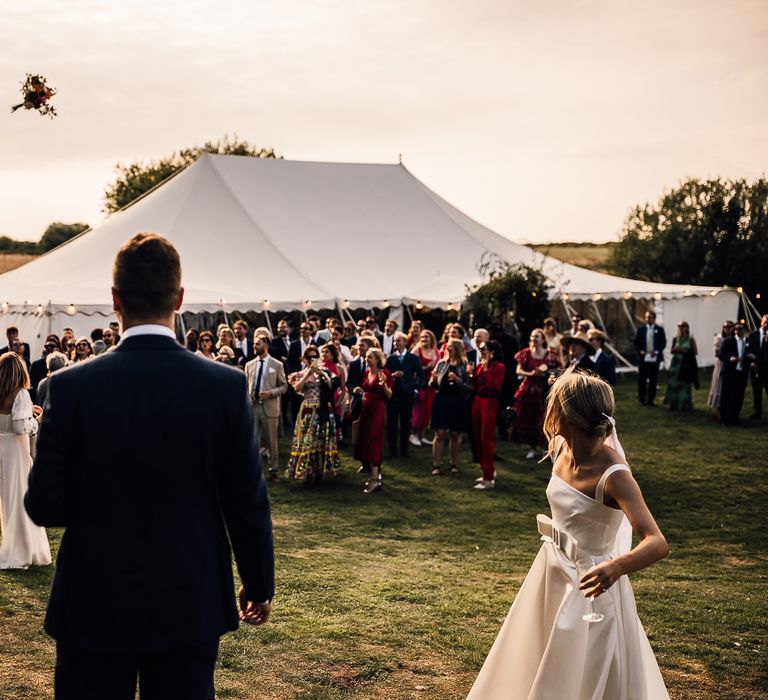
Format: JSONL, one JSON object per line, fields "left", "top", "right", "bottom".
{"left": 120, "top": 324, "right": 176, "bottom": 341}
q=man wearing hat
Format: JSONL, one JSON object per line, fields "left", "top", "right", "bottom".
{"left": 588, "top": 329, "right": 617, "bottom": 386}
{"left": 560, "top": 332, "right": 597, "bottom": 374}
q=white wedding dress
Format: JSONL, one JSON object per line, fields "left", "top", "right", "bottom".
{"left": 468, "top": 432, "right": 668, "bottom": 700}
{"left": 0, "top": 389, "right": 51, "bottom": 569}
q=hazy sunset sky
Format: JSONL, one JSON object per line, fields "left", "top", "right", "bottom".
{"left": 2, "top": 0, "right": 766, "bottom": 243}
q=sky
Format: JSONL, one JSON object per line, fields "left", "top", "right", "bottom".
{"left": 1, "top": 0, "right": 766, "bottom": 244}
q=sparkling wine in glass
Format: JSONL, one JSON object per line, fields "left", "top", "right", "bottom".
{"left": 576, "top": 555, "right": 605, "bottom": 623}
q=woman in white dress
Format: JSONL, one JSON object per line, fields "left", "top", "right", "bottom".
{"left": 0, "top": 352, "right": 51, "bottom": 569}
{"left": 468, "top": 371, "right": 669, "bottom": 700}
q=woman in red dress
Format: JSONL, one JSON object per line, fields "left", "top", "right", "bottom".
{"left": 410, "top": 329, "right": 439, "bottom": 447}
{"left": 471, "top": 340, "right": 506, "bottom": 490}
{"left": 512, "top": 328, "right": 561, "bottom": 459}
{"left": 354, "top": 348, "right": 393, "bottom": 494}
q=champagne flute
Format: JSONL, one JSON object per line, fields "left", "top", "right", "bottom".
{"left": 576, "top": 555, "right": 605, "bottom": 623}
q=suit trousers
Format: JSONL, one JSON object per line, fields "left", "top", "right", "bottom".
{"left": 54, "top": 639, "right": 219, "bottom": 700}
{"left": 721, "top": 370, "right": 748, "bottom": 425}
{"left": 637, "top": 361, "right": 660, "bottom": 404}
{"left": 387, "top": 393, "right": 414, "bottom": 456}
{"left": 253, "top": 400, "right": 280, "bottom": 472}
{"left": 471, "top": 397, "right": 498, "bottom": 481}
{"left": 750, "top": 366, "right": 768, "bottom": 417}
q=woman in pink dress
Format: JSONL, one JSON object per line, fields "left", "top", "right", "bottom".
{"left": 410, "top": 329, "right": 439, "bottom": 447}
{"left": 354, "top": 348, "right": 392, "bottom": 494}
{"left": 512, "top": 328, "right": 561, "bottom": 459}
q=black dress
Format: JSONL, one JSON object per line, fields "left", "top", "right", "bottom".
{"left": 430, "top": 360, "right": 470, "bottom": 432}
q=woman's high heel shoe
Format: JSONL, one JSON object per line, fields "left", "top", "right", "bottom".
{"left": 363, "top": 480, "right": 382, "bottom": 494}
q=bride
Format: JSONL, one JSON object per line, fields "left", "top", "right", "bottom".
{"left": 0, "top": 351, "right": 51, "bottom": 569}
{"left": 468, "top": 371, "right": 669, "bottom": 699}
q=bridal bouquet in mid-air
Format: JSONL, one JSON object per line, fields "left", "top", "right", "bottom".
{"left": 11, "top": 74, "right": 57, "bottom": 117}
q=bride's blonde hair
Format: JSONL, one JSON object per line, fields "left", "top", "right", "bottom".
{"left": 543, "top": 371, "right": 615, "bottom": 454}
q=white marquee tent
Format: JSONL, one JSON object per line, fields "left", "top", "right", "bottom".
{"left": 0, "top": 154, "right": 737, "bottom": 362}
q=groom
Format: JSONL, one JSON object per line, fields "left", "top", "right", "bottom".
{"left": 25, "top": 232, "right": 274, "bottom": 699}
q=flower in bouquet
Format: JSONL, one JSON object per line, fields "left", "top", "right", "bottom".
{"left": 11, "top": 74, "right": 57, "bottom": 117}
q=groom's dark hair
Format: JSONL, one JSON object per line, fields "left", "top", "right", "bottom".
{"left": 113, "top": 232, "right": 181, "bottom": 319}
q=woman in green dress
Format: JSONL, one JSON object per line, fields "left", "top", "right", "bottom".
{"left": 664, "top": 321, "right": 699, "bottom": 410}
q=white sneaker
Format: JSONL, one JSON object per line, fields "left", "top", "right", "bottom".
{"left": 409, "top": 434, "right": 422, "bottom": 447}
{"left": 421, "top": 437, "right": 433, "bottom": 445}
{"left": 475, "top": 472, "right": 497, "bottom": 483}
{"left": 474, "top": 479, "right": 495, "bottom": 490}
{"left": 525, "top": 449, "right": 537, "bottom": 459}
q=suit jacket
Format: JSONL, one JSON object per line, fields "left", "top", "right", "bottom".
{"left": 29, "top": 357, "right": 49, "bottom": 403}
{"left": 234, "top": 337, "right": 253, "bottom": 369}
{"left": 346, "top": 356, "right": 366, "bottom": 392}
{"left": 385, "top": 351, "right": 425, "bottom": 398}
{"left": 0, "top": 341, "right": 31, "bottom": 361}
{"left": 634, "top": 324, "right": 667, "bottom": 363}
{"left": 25, "top": 334, "right": 274, "bottom": 653}
{"left": 719, "top": 335, "right": 748, "bottom": 376}
{"left": 747, "top": 329, "right": 768, "bottom": 369}
{"left": 592, "top": 350, "right": 617, "bottom": 386}
{"left": 286, "top": 337, "right": 317, "bottom": 374}
{"left": 245, "top": 355, "right": 287, "bottom": 418}
{"left": 269, "top": 334, "right": 292, "bottom": 366}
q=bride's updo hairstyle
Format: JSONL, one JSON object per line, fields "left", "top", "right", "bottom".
{"left": 543, "top": 371, "right": 615, "bottom": 450}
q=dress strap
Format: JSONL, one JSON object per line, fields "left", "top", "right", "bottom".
{"left": 595, "top": 464, "right": 631, "bottom": 503}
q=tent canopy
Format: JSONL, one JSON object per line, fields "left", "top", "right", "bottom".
{"left": 0, "top": 153, "right": 727, "bottom": 315}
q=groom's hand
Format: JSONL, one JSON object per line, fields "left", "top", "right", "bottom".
{"left": 238, "top": 585, "right": 271, "bottom": 626}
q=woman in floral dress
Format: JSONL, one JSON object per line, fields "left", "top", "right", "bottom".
{"left": 287, "top": 347, "right": 341, "bottom": 482}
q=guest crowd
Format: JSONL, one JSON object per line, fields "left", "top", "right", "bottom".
{"left": 0, "top": 305, "right": 765, "bottom": 551}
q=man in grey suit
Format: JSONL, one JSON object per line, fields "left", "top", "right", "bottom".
{"left": 246, "top": 330, "right": 287, "bottom": 481}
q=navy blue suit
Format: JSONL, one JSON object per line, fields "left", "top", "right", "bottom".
{"left": 592, "top": 350, "right": 617, "bottom": 387}
{"left": 634, "top": 323, "right": 667, "bottom": 404}
{"left": 385, "top": 351, "right": 425, "bottom": 456}
{"left": 25, "top": 334, "right": 274, "bottom": 698}
{"left": 718, "top": 335, "right": 748, "bottom": 425}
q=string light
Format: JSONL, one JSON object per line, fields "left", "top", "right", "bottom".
{"left": 683, "top": 289, "right": 692, "bottom": 296}
{"left": 531, "top": 291, "right": 537, "bottom": 298}
{"left": 343, "top": 299, "right": 350, "bottom": 308}
{"left": 447, "top": 303, "right": 454, "bottom": 311}
{"left": 415, "top": 302, "right": 423, "bottom": 310}
{"left": 654, "top": 292, "right": 662, "bottom": 301}
{"left": 710, "top": 290, "right": 717, "bottom": 297}
{"left": 383, "top": 300, "right": 390, "bottom": 308}
{"left": 624, "top": 291, "right": 633, "bottom": 299}
{"left": 757, "top": 293, "right": 762, "bottom": 300}
{"left": 305, "top": 300, "right": 312, "bottom": 307}
{"left": 562, "top": 293, "right": 570, "bottom": 301}
{"left": 592, "top": 293, "right": 602, "bottom": 301}
{"left": 68, "top": 304, "right": 76, "bottom": 314}
{"left": 36, "top": 304, "right": 43, "bottom": 314}
{"left": 737, "top": 286, "right": 744, "bottom": 294}
{"left": 262, "top": 299, "right": 270, "bottom": 308}
{"left": 1, "top": 302, "right": 8, "bottom": 312}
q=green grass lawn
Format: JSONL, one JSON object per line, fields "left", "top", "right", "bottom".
{"left": 1, "top": 375, "right": 766, "bottom": 699}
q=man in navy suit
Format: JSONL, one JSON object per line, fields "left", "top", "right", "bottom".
{"left": 385, "top": 332, "right": 425, "bottom": 458}
{"left": 746, "top": 314, "right": 768, "bottom": 419}
{"left": 25, "top": 233, "right": 274, "bottom": 700}
{"left": 634, "top": 310, "right": 667, "bottom": 405}
{"left": 588, "top": 329, "right": 617, "bottom": 386}
{"left": 719, "top": 321, "right": 749, "bottom": 425}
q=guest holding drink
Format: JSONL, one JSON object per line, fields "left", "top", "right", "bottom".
{"left": 410, "top": 329, "right": 439, "bottom": 447}
{"left": 354, "top": 349, "right": 392, "bottom": 494}
{"left": 471, "top": 340, "right": 505, "bottom": 491}
{"left": 429, "top": 339, "right": 470, "bottom": 476}
{"left": 512, "top": 328, "right": 561, "bottom": 459}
